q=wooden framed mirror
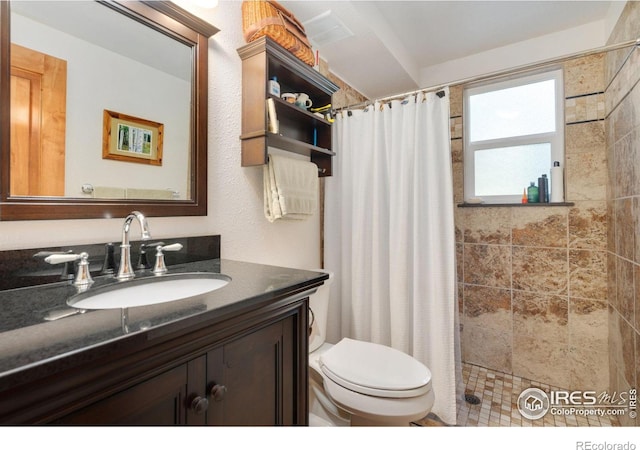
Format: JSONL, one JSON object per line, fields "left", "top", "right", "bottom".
{"left": 0, "top": 1, "right": 218, "bottom": 220}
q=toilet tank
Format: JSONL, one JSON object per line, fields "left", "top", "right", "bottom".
{"left": 309, "top": 270, "right": 333, "bottom": 353}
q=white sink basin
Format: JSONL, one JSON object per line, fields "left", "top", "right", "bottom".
{"left": 67, "top": 272, "right": 230, "bottom": 310}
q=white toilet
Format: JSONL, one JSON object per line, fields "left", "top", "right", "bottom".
{"left": 308, "top": 271, "right": 435, "bottom": 426}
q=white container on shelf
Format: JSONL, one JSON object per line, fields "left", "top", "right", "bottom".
{"left": 268, "top": 76, "right": 280, "bottom": 97}
{"left": 550, "top": 161, "right": 564, "bottom": 203}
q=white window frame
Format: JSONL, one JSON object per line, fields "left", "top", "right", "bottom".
{"left": 463, "top": 68, "right": 564, "bottom": 204}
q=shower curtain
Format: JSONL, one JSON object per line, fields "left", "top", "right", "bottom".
{"left": 324, "top": 88, "right": 460, "bottom": 425}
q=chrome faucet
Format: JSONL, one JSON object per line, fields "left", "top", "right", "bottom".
{"left": 116, "top": 211, "right": 151, "bottom": 281}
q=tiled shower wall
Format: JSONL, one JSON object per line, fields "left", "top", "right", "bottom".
{"left": 451, "top": 53, "right": 609, "bottom": 392}
{"left": 605, "top": 1, "right": 639, "bottom": 428}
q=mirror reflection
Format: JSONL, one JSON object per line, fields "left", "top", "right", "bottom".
{"left": 10, "top": 1, "right": 193, "bottom": 201}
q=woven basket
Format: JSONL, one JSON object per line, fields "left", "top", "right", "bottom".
{"left": 242, "top": 0, "right": 315, "bottom": 66}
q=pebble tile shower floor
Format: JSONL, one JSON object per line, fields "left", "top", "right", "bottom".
{"left": 415, "top": 362, "right": 618, "bottom": 427}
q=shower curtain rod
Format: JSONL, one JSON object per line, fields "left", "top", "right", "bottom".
{"left": 337, "top": 36, "right": 640, "bottom": 112}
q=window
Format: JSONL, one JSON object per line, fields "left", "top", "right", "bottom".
{"left": 463, "top": 69, "right": 564, "bottom": 203}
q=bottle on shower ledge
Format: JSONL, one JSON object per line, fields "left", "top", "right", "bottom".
{"left": 551, "top": 161, "right": 565, "bottom": 203}
{"left": 538, "top": 175, "right": 548, "bottom": 203}
{"left": 527, "top": 181, "right": 539, "bottom": 203}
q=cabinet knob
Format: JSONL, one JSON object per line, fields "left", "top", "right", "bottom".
{"left": 190, "top": 395, "right": 209, "bottom": 414}
{"left": 210, "top": 384, "right": 227, "bottom": 402}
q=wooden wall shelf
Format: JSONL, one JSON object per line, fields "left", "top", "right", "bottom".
{"left": 237, "top": 37, "right": 339, "bottom": 177}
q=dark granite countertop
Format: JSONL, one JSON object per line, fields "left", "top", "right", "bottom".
{"left": 0, "top": 257, "right": 328, "bottom": 386}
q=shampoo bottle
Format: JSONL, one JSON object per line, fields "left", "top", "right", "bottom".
{"left": 538, "top": 175, "right": 548, "bottom": 203}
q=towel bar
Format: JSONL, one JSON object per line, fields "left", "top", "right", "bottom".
{"left": 81, "top": 184, "right": 179, "bottom": 198}
{"left": 266, "top": 155, "right": 327, "bottom": 175}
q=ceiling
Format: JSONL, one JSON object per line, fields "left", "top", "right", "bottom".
{"left": 280, "top": 1, "right": 615, "bottom": 99}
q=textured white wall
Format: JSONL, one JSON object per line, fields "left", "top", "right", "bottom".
{"left": 0, "top": 1, "right": 321, "bottom": 271}
{"left": 203, "top": 1, "right": 322, "bottom": 268}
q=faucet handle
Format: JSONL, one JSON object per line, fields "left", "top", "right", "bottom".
{"left": 44, "top": 253, "right": 81, "bottom": 264}
{"left": 159, "top": 243, "right": 183, "bottom": 252}
{"left": 136, "top": 241, "right": 165, "bottom": 270}
{"left": 45, "top": 252, "right": 94, "bottom": 287}
{"left": 34, "top": 250, "right": 76, "bottom": 281}
{"left": 34, "top": 250, "right": 71, "bottom": 258}
{"left": 153, "top": 243, "right": 183, "bottom": 275}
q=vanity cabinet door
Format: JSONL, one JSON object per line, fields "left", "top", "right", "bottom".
{"left": 54, "top": 364, "right": 188, "bottom": 425}
{"left": 206, "top": 314, "right": 298, "bottom": 425}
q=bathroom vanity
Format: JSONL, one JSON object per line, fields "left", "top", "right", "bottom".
{"left": 0, "top": 236, "right": 326, "bottom": 425}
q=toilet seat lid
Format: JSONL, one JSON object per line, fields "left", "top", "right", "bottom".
{"left": 319, "top": 338, "right": 431, "bottom": 398}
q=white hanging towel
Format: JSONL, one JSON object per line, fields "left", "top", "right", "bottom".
{"left": 263, "top": 154, "right": 318, "bottom": 222}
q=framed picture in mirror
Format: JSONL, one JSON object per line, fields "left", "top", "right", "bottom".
{"left": 102, "top": 109, "right": 163, "bottom": 165}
